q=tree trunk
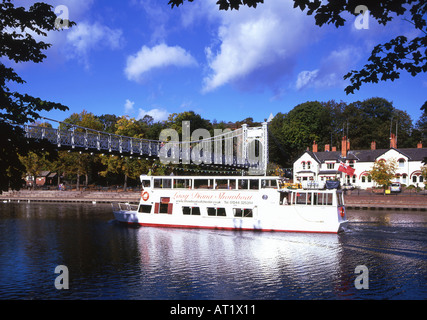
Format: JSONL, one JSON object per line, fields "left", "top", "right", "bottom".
{"left": 76, "top": 172, "right": 80, "bottom": 191}
{"left": 124, "top": 174, "right": 128, "bottom": 191}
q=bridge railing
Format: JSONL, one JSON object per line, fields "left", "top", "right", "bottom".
{"left": 23, "top": 117, "right": 267, "bottom": 174}
{"left": 24, "top": 122, "right": 162, "bottom": 156}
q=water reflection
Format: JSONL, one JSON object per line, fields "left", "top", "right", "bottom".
{"left": 0, "top": 203, "right": 425, "bottom": 299}
{"left": 132, "top": 227, "right": 351, "bottom": 299}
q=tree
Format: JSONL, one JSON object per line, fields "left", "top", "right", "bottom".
{"left": 100, "top": 116, "right": 152, "bottom": 189}
{"left": 60, "top": 111, "right": 104, "bottom": 189}
{"left": 168, "top": 0, "right": 427, "bottom": 94}
{"left": 339, "top": 97, "right": 416, "bottom": 150}
{"left": 166, "top": 111, "right": 213, "bottom": 137}
{"left": 0, "top": 0, "right": 75, "bottom": 192}
{"left": 271, "top": 101, "right": 332, "bottom": 166}
{"left": 369, "top": 158, "right": 398, "bottom": 192}
{"left": 421, "top": 164, "right": 427, "bottom": 189}
{"left": 18, "top": 151, "right": 48, "bottom": 189}
{"left": 415, "top": 102, "right": 427, "bottom": 145}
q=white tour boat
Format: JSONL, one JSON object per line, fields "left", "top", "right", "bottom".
{"left": 112, "top": 175, "right": 348, "bottom": 233}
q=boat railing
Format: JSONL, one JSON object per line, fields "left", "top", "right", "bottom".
{"left": 111, "top": 202, "right": 138, "bottom": 212}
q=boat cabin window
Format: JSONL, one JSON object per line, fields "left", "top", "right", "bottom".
{"left": 295, "top": 192, "right": 311, "bottom": 205}
{"left": 138, "top": 204, "right": 152, "bottom": 213}
{"left": 249, "top": 179, "right": 259, "bottom": 190}
{"left": 182, "top": 206, "right": 201, "bottom": 215}
{"left": 214, "top": 179, "right": 236, "bottom": 189}
{"left": 233, "top": 208, "right": 253, "bottom": 218}
{"left": 261, "top": 179, "right": 277, "bottom": 189}
{"left": 174, "top": 179, "right": 192, "bottom": 189}
{"left": 280, "top": 192, "right": 292, "bottom": 205}
{"left": 207, "top": 207, "right": 226, "bottom": 217}
{"left": 215, "top": 179, "right": 228, "bottom": 189}
{"left": 312, "top": 192, "right": 333, "bottom": 206}
{"left": 155, "top": 202, "right": 172, "bottom": 214}
{"left": 141, "top": 179, "right": 151, "bottom": 189}
{"left": 337, "top": 192, "right": 344, "bottom": 206}
{"left": 154, "top": 178, "right": 172, "bottom": 189}
{"left": 194, "top": 179, "right": 213, "bottom": 189}
{"left": 294, "top": 191, "right": 333, "bottom": 205}
{"left": 238, "top": 179, "right": 248, "bottom": 190}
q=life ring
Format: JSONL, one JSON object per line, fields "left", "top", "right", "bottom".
{"left": 141, "top": 191, "right": 149, "bottom": 201}
{"left": 339, "top": 207, "right": 345, "bottom": 218}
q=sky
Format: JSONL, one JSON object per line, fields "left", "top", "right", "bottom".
{"left": 6, "top": 0, "right": 427, "bottom": 126}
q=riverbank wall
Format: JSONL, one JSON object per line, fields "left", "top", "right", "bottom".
{"left": 0, "top": 189, "right": 426, "bottom": 210}
{"left": 0, "top": 190, "right": 141, "bottom": 204}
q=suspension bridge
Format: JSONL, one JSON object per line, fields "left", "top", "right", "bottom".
{"left": 23, "top": 117, "right": 269, "bottom": 175}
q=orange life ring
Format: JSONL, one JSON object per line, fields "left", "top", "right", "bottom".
{"left": 141, "top": 191, "right": 149, "bottom": 201}
{"left": 339, "top": 207, "right": 345, "bottom": 218}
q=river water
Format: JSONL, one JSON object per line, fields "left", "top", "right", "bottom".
{"left": 0, "top": 202, "right": 425, "bottom": 300}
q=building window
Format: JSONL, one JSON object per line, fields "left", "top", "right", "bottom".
{"left": 362, "top": 176, "right": 366, "bottom": 183}
{"left": 399, "top": 159, "right": 405, "bottom": 167}
{"left": 307, "top": 161, "right": 311, "bottom": 169}
{"left": 302, "top": 161, "right": 306, "bottom": 169}
{"left": 327, "top": 163, "right": 334, "bottom": 169}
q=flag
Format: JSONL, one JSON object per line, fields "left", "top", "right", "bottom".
{"left": 338, "top": 162, "right": 355, "bottom": 175}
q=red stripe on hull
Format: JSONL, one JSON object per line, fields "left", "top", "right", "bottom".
{"left": 121, "top": 221, "right": 338, "bottom": 234}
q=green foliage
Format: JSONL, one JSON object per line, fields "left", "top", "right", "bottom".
{"left": 268, "top": 97, "right": 420, "bottom": 167}
{"left": 0, "top": 0, "right": 75, "bottom": 192}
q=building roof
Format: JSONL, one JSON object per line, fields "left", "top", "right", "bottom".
{"left": 38, "top": 171, "right": 51, "bottom": 177}
{"left": 349, "top": 148, "right": 427, "bottom": 162}
{"left": 301, "top": 147, "right": 427, "bottom": 163}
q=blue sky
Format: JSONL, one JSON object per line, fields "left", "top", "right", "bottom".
{"left": 7, "top": 0, "right": 427, "bottom": 125}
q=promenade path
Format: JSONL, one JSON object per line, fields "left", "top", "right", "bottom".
{"left": 1, "top": 189, "right": 426, "bottom": 210}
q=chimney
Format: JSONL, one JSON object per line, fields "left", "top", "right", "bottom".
{"left": 417, "top": 141, "right": 423, "bottom": 149}
{"left": 332, "top": 146, "right": 337, "bottom": 151}
{"left": 341, "top": 136, "right": 348, "bottom": 158}
{"left": 390, "top": 133, "right": 397, "bottom": 149}
{"left": 325, "top": 144, "right": 330, "bottom": 152}
{"left": 312, "top": 141, "right": 318, "bottom": 153}
{"left": 371, "top": 141, "right": 376, "bottom": 150}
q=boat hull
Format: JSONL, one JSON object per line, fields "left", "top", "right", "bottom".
{"left": 113, "top": 210, "right": 348, "bottom": 234}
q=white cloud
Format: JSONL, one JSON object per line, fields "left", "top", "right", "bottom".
{"left": 295, "top": 47, "right": 361, "bottom": 90}
{"left": 202, "top": 0, "right": 320, "bottom": 93}
{"left": 66, "top": 21, "right": 123, "bottom": 68}
{"left": 125, "top": 43, "right": 198, "bottom": 82}
{"left": 137, "top": 107, "right": 170, "bottom": 122}
{"left": 296, "top": 70, "right": 319, "bottom": 90}
{"left": 124, "top": 99, "right": 135, "bottom": 114}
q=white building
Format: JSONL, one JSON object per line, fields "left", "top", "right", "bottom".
{"left": 293, "top": 135, "right": 426, "bottom": 189}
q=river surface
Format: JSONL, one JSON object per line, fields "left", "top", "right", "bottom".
{"left": 0, "top": 203, "right": 425, "bottom": 300}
